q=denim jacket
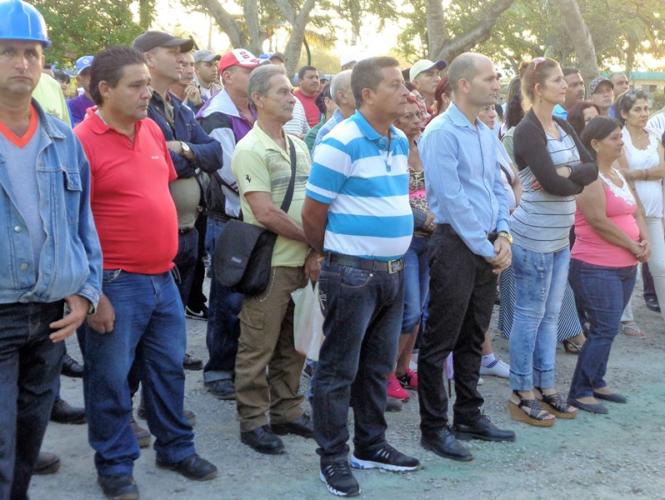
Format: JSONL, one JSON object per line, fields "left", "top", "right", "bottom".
{"left": 0, "top": 101, "right": 102, "bottom": 307}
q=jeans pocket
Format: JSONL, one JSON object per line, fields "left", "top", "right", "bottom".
{"left": 340, "top": 266, "right": 372, "bottom": 288}
{"left": 102, "top": 269, "right": 122, "bottom": 284}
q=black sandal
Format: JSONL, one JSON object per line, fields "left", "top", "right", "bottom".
{"left": 563, "top": 339, "right": 583, "bottom": 354}
{"left": 536, "top": 388, "right": 577, "bottom": 419}
{"left": 508, "top": 391, "right": 556, "bottom": 427}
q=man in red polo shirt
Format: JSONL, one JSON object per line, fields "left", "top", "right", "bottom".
{"left": 74, "top": 46, "right": 217, "bottom": 500}
{"left": 294, "top": 65, "right": 321, "bottom": 127}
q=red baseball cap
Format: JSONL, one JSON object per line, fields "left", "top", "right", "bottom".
{"left": 218, "top": 49, "right": 261, "bottom": 73}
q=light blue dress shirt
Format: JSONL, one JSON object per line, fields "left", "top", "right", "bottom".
{"left": 418, "top": 103, "right": 510, "bottom": 258}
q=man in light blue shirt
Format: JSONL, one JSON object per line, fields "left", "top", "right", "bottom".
{"left": 312, "top": 69, "right": 355, "bottom": 151}
{"left": 417, "top": 52, "right": 515, "bottom": 463}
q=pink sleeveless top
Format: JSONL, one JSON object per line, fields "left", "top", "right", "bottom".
{"left": 572, "top": 169, "right": 639, "bottom": 267}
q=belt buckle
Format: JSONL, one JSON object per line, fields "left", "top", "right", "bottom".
{"left": 387, "top": 259, "right": 400, "bottom": 274}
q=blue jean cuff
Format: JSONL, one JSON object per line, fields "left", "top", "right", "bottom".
{"left": 97, "top": 462, "right": 134, "bottom": 477}
{"left": 156, "top": 445, "right": 196, "bottom": 466}
{"left": 203, "top": 370, "right": 232, "bottom": 384}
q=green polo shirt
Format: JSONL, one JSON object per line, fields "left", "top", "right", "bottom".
{"left": 232, "top": 123, "right": 311, "bottom": 267}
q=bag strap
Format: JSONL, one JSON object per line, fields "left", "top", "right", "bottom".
{"left": 279, "top": 137, "right": 297, "bottom": 213}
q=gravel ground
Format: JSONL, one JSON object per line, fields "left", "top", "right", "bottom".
{"left": 32, "top": 280, "right": 665, "bottom": 500}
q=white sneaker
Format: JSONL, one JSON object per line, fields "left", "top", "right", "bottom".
{"left": 479, "top": 358, "right": 510, "bottom": 378}
{"left": 478, "top": 377, "right": 484, "bottom": 385}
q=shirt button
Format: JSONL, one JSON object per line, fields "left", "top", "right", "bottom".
{"left": 14, "top": 226, "right": 22, "bottom": 232}
{"left": 19, "top": 263, "right": 29, "bottom": 271}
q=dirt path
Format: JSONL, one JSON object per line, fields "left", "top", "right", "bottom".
{"left": 32, "top": 282, "right": 665, "bottom": 499}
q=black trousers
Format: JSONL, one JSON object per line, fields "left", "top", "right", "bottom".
{"left": 418, "top": 225, "right": 497, "bottom": 432}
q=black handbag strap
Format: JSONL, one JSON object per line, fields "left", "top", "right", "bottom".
{"left": 280, "top": 137, "right": 297, "bottom": 214}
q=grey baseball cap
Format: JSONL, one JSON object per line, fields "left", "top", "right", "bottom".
{"left": 589, "top": 76, "right": 614, "bottom": 94}
{"left": 193, "top": 49, "right": 220, "bottom": 63}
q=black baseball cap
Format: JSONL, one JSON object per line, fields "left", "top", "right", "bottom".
{"left": 133, "top": 31, "right": 194, "bottom": 53}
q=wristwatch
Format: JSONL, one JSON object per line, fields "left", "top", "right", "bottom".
{"left": 180, "top": 141, "right": 191, "bottom": 155}
{"left": 497, "top": 231, "right": 513, "bottom": 244}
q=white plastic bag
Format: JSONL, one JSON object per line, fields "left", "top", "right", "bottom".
{"left": 292, "top": 281, "right": 325, "bottom": 361}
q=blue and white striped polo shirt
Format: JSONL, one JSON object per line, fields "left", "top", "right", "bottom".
{"left": 305, "top": 111, "right": 413, "bottom": 260}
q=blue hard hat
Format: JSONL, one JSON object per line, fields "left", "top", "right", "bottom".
{"left": 0, "top": 0, "right": 50, "bottom": 47}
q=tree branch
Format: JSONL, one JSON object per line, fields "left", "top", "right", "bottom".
{"left": 281, "top": 0, "right": 319, "bottom": 76}
{"left": 192, "top": 0, "right": 245, "bottom": 48}
{"left": 552, "top": 0, "right": 599, "bottom": 81}
{"left": 434, "top": 0, "right": 515, "bottom": 63}
{"left": 274, "top": 0, "right": 296, "bottom": 24}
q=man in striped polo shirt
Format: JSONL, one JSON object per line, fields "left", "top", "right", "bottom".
{"left": 303, "top": 56, "right": 420, "bottom": 497}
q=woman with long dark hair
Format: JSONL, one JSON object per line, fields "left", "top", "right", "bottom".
{"left": 568, "top": 117, "right": 650, "bottom": 413}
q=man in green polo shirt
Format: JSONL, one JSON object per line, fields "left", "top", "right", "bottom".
{"left": 232, "top": 64, "right": 320, "bottom": 455}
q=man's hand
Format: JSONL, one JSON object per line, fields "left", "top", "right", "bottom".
{"left": 86, "top": 294, "right": 115, "bottom": 334}
{"left": 485, "top": 237, "right": 512, "bottom": 274}
{"left": 49, "top": 295, "right": 90, "bottom": 343}
{"left": 305, "top": 251, "right": 322, "bottom": 283}
{"left": 166, "top": 140, "right": 183, "bottom": 155}
{"left": 423, "top": 213, "right": 436, "bottom": 233}
{"left": 185, "top": 85, "right": 202, "bottom": 107}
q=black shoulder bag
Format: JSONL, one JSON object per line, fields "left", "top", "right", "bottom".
{"left": 213, "top": 138, "right": 297, "bottom": 296}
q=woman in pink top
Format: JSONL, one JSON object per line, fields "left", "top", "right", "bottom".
{"left": 568, "top": 117, "right": 651, "bottom": 414}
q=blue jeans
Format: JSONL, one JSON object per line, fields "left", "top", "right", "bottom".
{"left": 0, "top": 302, "right": 64, "bottom": 500}
{"left": 204, "top": 217, "right": 243, "bottom": 383}
{"left": 402, "top": 235, "right": 430, "bottom": 333}
{"left": 509, "top": 245, "right": 570, "bottom": 391}
{"left": 82, "top": 271, "right": 195, "bottom": 477}
{"left": 312, "top": 260, "right": 404, "bottom": 460}
{"left": 173, "top": 228, "right": 199, "bottom": 308}
{"left": 568, "top": 260, "right": 636, "bottom": 399}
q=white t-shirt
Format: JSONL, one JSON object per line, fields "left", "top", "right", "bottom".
{"left": 622, "top": 127, "right": 663, "bottom": 218}
{"left": 647, "top": 110, "right": 665, "bottom": 138}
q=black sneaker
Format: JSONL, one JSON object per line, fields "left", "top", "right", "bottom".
{"left": 351, "top": 443, "right": 420, "bottom": 472}
{"left": 185, "top": 305, "right": 208, "bottom": 321}
{"left": 320, "top": 460, "right": 360, "bottom": 497}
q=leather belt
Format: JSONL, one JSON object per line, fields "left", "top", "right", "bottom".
{"left": 324, "top": 252, "right": 404, "bottom": 274}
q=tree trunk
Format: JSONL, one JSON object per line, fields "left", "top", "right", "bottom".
{"left": 625, "top": 37, "right": 636, "bottom": 75}
{"left": 552, "top": 0, "right": 599, "bottom": 82}
{"left": 138, "top": 0, "right": 155, "bottom": 30}
{"left": 275, "top": 0, "right": 318, "bottom": 76}
{"left": 431, "top": 0, "right": 515, "bottom": 63}
{"left": 243, "top": 0, "right": 263, "bottom": 55}
{"left": 426, "top": 0, "right": 445, "bottom": 59}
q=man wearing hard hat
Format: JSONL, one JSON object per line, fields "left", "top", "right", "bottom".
{"left": 0, "top": 1, "right": 102, "bottom": 497}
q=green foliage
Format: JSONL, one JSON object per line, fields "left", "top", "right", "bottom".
{"left": 33, "top": 0, "right": 143, "bottom": 66}
{"left": 396, "top": 0, "right": 665, "bottom": 72}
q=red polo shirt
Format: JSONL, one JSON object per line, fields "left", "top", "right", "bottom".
{"left": 294, "top": 89, "right": 321, "bottom": 127}
{"left": 74, "top": 107, "right": 178, "bottom": 274}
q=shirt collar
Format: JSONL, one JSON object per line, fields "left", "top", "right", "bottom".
{"left": 351, "top": 110, "right": 399, "bottom": 149}
{"left": 252, "top": 121, "right": 290, "bottom": 156}
{"left": 445, "top": 102, "right": 487, "bottom": 131}
{"left": 85, "top": 106, "right": 143, "bottom": 137}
